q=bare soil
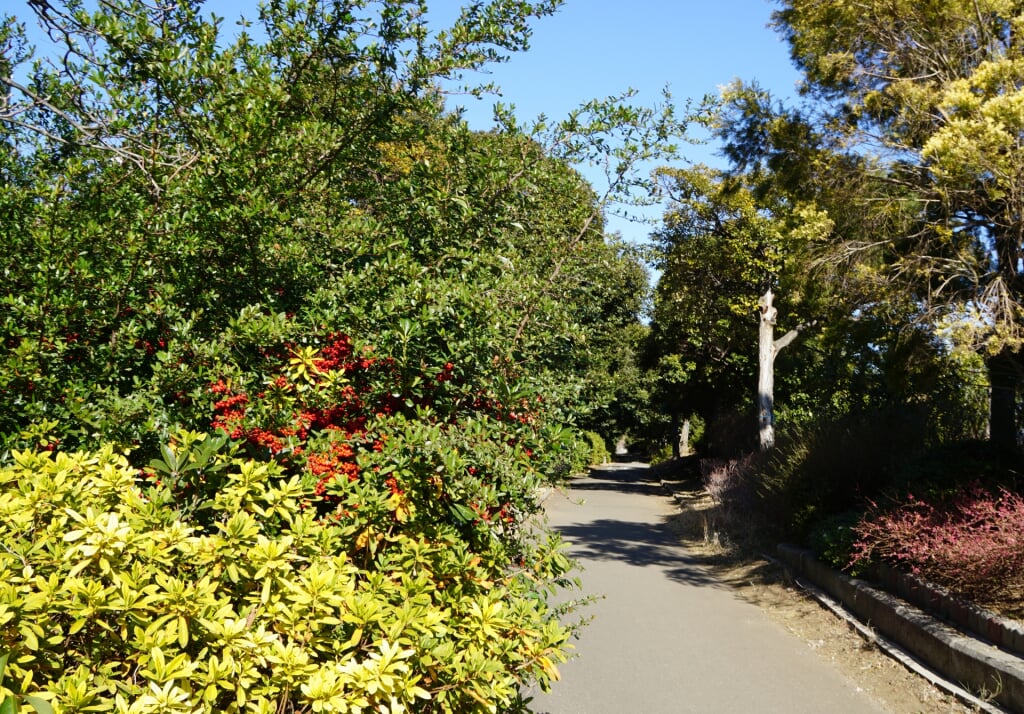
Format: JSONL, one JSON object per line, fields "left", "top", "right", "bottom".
{"left": 663, "top": 477, "right": 984, "bottom": 714}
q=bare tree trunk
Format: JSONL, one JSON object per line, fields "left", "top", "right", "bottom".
{"left": 758, "top": 289, "right": 815, "bottom": 452}
{"left": 758, "top": 290, "right": 777, "bottom": 451}
{"left": 679, "top": 418, "right": 691, "bottom": 457}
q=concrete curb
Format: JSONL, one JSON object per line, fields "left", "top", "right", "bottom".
{"left": 876, "top": 563, "right": 1024, "bottom": 658}
{"left": 777, "top": 544, "right": 1024, "bottom": 713}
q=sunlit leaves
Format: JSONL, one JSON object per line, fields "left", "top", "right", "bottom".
{"left": 0, "top": 437, "right": 576, "bottom": 712}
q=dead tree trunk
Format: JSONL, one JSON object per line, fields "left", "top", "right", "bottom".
{"left": 758, "top": 290, "right": 778, "bottom": 451}
{"left": 758, "top": 288, "right": 813, "bottom": 451}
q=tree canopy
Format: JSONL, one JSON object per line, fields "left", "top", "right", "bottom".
{"left": 772, "top": 0, "right": 1024, "bottom": 449}
{"left": 0, "top": 0, "right": 690, "bottom": 455}
{"left": 641, "top": 4, "right": 1006, "bottom": 458}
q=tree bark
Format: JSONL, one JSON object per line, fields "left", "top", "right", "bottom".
{"left": 758, "top": 289, "right": 816, "bottom": 451}
{"left": 679, "top": 418, "right": 691, "bottom": 457}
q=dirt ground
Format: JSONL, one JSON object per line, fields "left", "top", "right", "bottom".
{"left": 663, "top": 479, "right": 985, "bottom": 714}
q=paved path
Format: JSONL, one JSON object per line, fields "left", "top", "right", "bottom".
{"left": 526, "top": 462, "right": 886, "bottom": 714}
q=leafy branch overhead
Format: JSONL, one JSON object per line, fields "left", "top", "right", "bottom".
{"left": 1, "top": 0, "right": 568, "bottom": 186}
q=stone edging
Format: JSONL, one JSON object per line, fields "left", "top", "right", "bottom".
{"left": 876, "top": 563, "right": 1024, "bottom": 658}
{"left": 777, "top": 544, "right": 1024, "bottom": 713}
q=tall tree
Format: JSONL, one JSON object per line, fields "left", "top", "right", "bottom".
{"left": 647, "top": 162, "right": 832, "bottom": 451}
{"left": 774, "top": 0, "right": 1024, "bottom": 450}
{"left": 0, "top": 0, "right": 687, "bottom": 452}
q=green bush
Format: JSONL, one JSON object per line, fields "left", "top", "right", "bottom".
{"left": 646, "top": 442, "right": 675, "bottom": 466}
{"left": 0, "top": 334, "right": 583, "bottom": 713}
{"left": 0, "top": 442, "right": 576, "bottom": 713}
{"left": 807, "top": 510, "right": 867, "bottom": 575}
{"left": 581, "top": 431, "right": 609, "bottom": 467}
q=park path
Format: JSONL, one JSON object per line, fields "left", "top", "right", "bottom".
{"left": 525, "top": 462, "right": 887, "bottom": 714}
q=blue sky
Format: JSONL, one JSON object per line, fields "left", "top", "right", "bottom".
{"left": 420, "top": 0, "right": 803, "bottom": 240}
{"left": 429, "top": 0, "right": 801, "bottom": 145}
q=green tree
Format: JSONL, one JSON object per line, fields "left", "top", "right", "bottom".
{"left": 0, "top": 0, "right": 686, "bottom": 453}
{"left": 774, "top": 0, "right": 1024, "bottom": 450}
{"left": 646, "top": 160, "right": 832, "bottom": 452}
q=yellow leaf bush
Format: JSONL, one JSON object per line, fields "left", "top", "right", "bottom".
{"left": 0, "top": 445, "right": 575, "bottom": 713}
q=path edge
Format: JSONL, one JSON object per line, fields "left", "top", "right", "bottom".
{"left": 776, "top": 543, "right": 1024, "bottom": 713}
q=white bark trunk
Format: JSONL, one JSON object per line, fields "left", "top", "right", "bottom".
{"left": 758, "top": 289, "right": 777, "bottom": 451}
{"left": 679, "top": 418, "right": 691, "bottom": 457}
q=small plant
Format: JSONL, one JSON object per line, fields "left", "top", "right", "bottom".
{"left": 582, "top": 431, "right": 609, "bottom": 466}
{"left": 808, "top": 511, "right": 866, "bottom": 575}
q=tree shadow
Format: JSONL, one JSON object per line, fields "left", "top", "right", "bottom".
{"left": 565, "top": 462, "right": 668, "bottom": 495}
{"left": 550, "top": 465, "right": 723, "bottom": 588}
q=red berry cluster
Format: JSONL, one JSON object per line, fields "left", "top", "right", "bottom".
{"left": 203, "top": 332, "right": 545, "bottom": 533}
{"left": 309, "top": 442, "right": 360, "bottom": 496}
{"left": 206, "top": 335, "right": 394, "bottom": 509}
{"left": 436, "top": 362, "right": 455, "bottom": 383}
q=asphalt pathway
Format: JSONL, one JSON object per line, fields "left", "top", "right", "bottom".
{"left": 526, "top": 462, "right": 887, "bottom": 714}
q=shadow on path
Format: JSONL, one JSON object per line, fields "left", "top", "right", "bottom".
{"left": 548, "top": 464, "right": 722, "bottom": 589}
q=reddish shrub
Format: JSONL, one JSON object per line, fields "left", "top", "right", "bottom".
{"left": 851, "top": 485, "right": 1024, "bottom": 603}
{"left": 701, "top": 454, "right": 758, "bottom": 506}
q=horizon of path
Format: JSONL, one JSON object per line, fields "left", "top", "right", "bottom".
{"left": 525, "top": 462, "right": 887, "bottom": 714}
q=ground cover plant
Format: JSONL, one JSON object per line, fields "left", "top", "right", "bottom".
{"left": 850, "top": 483, "right": 1024, "bottom": 615}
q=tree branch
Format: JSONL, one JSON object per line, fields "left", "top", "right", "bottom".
{"left": 774, "top": 319, "right": 817, "bottom": 354}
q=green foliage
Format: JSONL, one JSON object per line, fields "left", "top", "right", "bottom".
{"left": 0, "top": 652, "right": 53, "bottom": 714}
{"left": 685, "top": 413, "right": 706, "bottom": 452}
{"left": 642, "top": 67, "right": 996, "bottom": 459}
{"left": 580, "top": 431, "right": 609, "bottom": 467}
{"left": 772, "top": 0, "right": 1024, "bottom": 447}
{"left": 807, "top": 511, "right": 866, "bottom": 576}
{"left": 646, "top": 443, "right": 675, "bottom": 466}
{"left": 643, "top": 162, "right": 834, "bottom": 446}
{"left": 0, "top": 0, "right": 688, "bottom": 459}
{"left": 0, "top": 4, "right": 703, "bottom": 710}
{"left": 751, "top": 405, "right": 958, "bottom": 539}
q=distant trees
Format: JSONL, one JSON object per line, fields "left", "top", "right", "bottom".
{"left": 645, "top": 113, "right": 835, "bottom": 454}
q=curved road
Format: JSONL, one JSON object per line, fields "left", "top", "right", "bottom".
{"left": 527, "top": 462, "right": 886, "bottom": 714}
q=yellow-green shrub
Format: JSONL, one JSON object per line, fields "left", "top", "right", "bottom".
{"left": 0, "top": 444, "right": 575, "bottom": 713}
{"left": 581, "top": 431, "right": 609, "bottom": 467}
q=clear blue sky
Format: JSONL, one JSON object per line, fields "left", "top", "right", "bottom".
{"left": 429, "top": 0, "right": 801, "bottom": 148}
